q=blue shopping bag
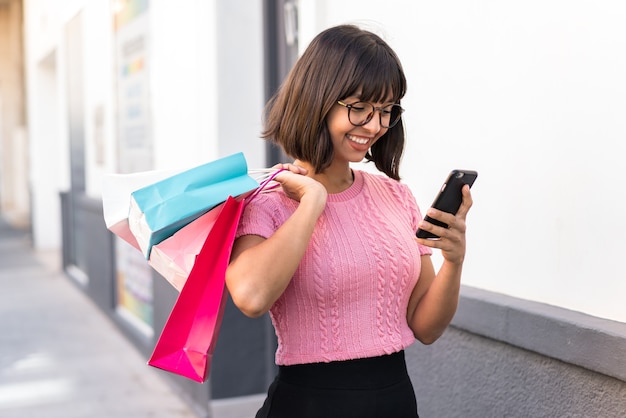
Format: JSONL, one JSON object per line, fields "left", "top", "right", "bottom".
{"left": 128, "top": 152, "right": 258, "bottom": 258}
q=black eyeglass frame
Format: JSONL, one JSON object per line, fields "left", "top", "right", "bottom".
{"left": 336, "top": 100, "right": 405, "bottom": 129}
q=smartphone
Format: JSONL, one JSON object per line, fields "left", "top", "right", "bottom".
{"left": 416, "top": 169, "right": 478, "bottom": 239}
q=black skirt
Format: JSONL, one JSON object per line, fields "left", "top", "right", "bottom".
{"left": 255, "top": 351, "right": 419, "bottom": 418}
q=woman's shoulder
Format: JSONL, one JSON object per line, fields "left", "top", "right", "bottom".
{"left": 238, "top": 189, "right": 296, "bottom": 237}
{"left": 245, "top": 188, "right": 291, "bottom": 210}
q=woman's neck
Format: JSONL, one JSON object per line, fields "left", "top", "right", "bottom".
{"left": 294, "top": 159, "right": 354, "bottom": 194}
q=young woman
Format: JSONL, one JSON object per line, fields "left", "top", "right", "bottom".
{"left": 226, "top": 24, "right": 473, "bottom": 418}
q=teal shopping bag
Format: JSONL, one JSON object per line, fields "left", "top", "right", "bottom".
{"left": 128, "top": 152, "right": 258, "bottom": 258}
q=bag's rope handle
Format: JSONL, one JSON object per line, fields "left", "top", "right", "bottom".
{"left": 248, "top": 168, "right": 278, "bottom": 177}
{"left": 244, "top": 168, "right": 285, "bottom": 208}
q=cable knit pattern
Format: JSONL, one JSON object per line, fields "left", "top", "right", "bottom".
{"left": 236, "top": 170, "right": 432, "bottom": 365}
{"left": 310, "top": 216, "right": 329, "bottom": 355}
{"left": 387, "top": 182, "right": 415, "bottom": 347}
{"left": 325, "top": 221, "right": 341, "bottom": 354}
{"left": 357, "top": 185, "right": 391, "bottom": 347}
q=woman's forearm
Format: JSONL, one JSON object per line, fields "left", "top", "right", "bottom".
{"left": 410, "top": 260, "right": 463, "bottom": 344}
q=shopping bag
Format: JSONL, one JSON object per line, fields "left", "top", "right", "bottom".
{"left": 148, "top": 202, "right": 224, "bottom": 292}
{"left": 146, "top": 167, "right": 283, "bottom": 292}
{"left": 147, "top": 196, "right": 244, "bottom": 382}
{"left": 102, "top": 168, "right": 183, "bottom": 250}
{"left": 128, "top": 152, "right": 258, "bottom": 258}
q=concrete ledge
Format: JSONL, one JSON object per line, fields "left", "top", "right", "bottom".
{"left": 452, "top": 285, "right": 626, "bottom": 382}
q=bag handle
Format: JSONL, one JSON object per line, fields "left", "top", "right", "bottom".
{"left": 244, "top": 168, "right": 285, "bottom": 207}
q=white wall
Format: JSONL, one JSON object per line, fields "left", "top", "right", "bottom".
{"left": 24, "top": 0, "right": 79, "bottom": 249}
{"left": 300, "top": 0, "right": 626, "bottom": 322}
{"left": 82, "top": 0, "right": 116, "bottom": 196}
{"left": 216, "top": 0, "right": 266, "bottom": 170}
{"left": 24, "top": 0, "right": 625, "bottom": 322}
{"left": 148, "top": 1, "right": 265, "bottom": 171}
{"left": 149, "top": 1, "right": 218, "bottom": 170}
{"left": 24, "top": 0, "right": 266, "bottom": 249}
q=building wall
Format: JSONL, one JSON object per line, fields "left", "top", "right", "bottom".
{"left": 297, "top": 4, "right": 626, "bottom": 414}
{"left": 0, "top": 0, "right": 28, "bottom": 226}
{"left": 24, "top": 0, "right": 81, "bottom": 249}
{"left": 24, "top": 0, "right": 266, "bottom": 248}
{"left": 18, "top": 0, "right": 626, "bottom": 415}
{"left": 408, "top": 325, "right": 626, "bottom": 417}
{"left": 24, "top": 0, "right": 271, "bottom": 409}
{"left": 300, "top": 0, "right": 626, "bottom": 325}
{"left": 404, "top": 284, "right": 626, "bottom": 416}
{"left": 24, "top": 0, "right": 626, "bottom": 324}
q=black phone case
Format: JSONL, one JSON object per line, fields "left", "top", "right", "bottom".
{"left": 416, "top": 170, "right": 477, "bottom": 239}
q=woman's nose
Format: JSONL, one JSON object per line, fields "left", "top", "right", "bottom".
{"left": 362, "top": 111, "right": 382, "bottom": 133}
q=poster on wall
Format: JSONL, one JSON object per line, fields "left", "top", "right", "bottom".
{"left": 114, "top": 0, "right": 153, "bottom": 173}
{"left": 113, "top": 0, "right": 154, "bottom": 335}
{"left": 115, "top": 238, "right": 154, "bottom": 337}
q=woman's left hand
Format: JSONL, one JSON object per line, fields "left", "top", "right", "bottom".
{"left": 416, "top": 185, "right": 473, "bottom": 265}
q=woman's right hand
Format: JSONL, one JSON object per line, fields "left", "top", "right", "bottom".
{"left": 273, "top": 162, "right": 328, "bottom": 210}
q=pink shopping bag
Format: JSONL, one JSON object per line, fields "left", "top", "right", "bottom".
{"left": 147, "top": 196, "right": 244, "bottom": 382}
{"left": 148, "top": 202, "right": 225, "bottom": 292}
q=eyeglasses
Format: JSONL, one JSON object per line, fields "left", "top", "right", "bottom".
{"left": 336, "top": 100, "right": 404, "bottom": 129}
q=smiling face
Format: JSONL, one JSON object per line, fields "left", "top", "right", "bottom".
{"left": 326, "top": 96, "right": 391, "bottom": 166}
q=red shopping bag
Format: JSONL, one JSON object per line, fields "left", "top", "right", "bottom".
{"left": 147, "top": 196, "right": 244, "bottom": 382}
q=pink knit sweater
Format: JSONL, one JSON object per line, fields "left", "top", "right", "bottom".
{"left": 236, "top": 169, "right": 432, "bottom": 366}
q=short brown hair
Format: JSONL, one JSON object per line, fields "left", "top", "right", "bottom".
{"left": 262, "top": 25, "right": 407, "bottom": 180}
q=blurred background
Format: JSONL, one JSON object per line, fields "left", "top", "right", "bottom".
{"left": 1, "top": 0, "right": 625, "bottom": 417}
